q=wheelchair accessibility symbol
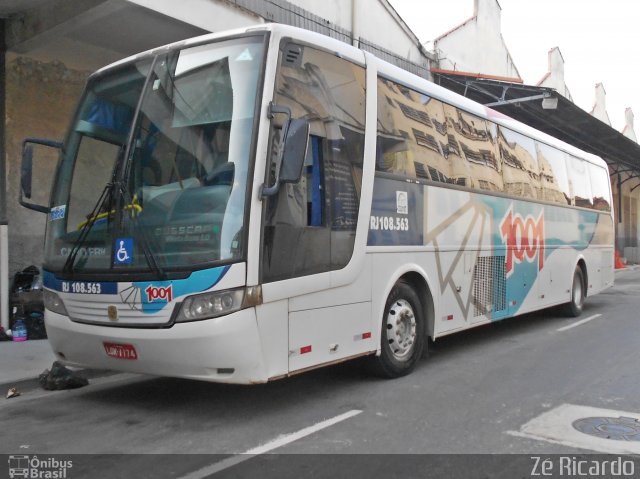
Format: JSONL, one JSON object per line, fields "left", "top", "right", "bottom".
{"left": 114, "top": 238, "right": 133, "bottom": 265}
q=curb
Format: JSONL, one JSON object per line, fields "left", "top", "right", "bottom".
{"left": 615, "top": 264, "right": 639, "bottom": 273}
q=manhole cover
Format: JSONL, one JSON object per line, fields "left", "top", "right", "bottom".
{"left": 572, "top": 416, "right": 640, "bottom": 441}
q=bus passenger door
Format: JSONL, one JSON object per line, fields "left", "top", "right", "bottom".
{"left": 259, "top": 41, "right": 371, "bottom": 375}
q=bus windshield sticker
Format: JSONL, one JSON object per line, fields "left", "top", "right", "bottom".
{"left": 396, "top": 191, "right": 408, "bottom": 214}
{"left": 50, "top": 205, "right": 66, "bottom": 221}
{"left": 114, "top": 238, "right": 134, "bottom": 265}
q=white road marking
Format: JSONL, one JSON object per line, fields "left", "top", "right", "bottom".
{"left": 556, "top": 314, "right": 602, "bottom": 332}
{"left": 179, "top": 409, "right": 363, "bottom": 479}
{"left": 506, "top": 404, "right": 640, "bottom": 455}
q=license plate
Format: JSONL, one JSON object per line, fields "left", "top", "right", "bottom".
{"left": 103, "top": 342, "right": 138, "bottom": 360}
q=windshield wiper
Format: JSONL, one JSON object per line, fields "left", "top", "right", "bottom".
{"left": 62, "top": 182, "right": 114, "bottom": 274}
{"left": 112, "top": 54, "right": 166, "bottom": 280}
{"left": 117, "top": 182, "right": 167, "bottom": 280}
{"left": 62, "top": 178, "right": 167, "bottom": 279}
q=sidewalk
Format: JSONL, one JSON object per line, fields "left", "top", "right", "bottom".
{"left": 0, "top": 339, "right": 56, "bottom": 387}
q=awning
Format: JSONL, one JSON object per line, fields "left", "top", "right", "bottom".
{"left": 431, "top": 69, "right": 640, "bottom": 178}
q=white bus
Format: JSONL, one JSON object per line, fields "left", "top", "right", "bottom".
{"left": 20, "top": 24, "right": 614, "bottom": 383}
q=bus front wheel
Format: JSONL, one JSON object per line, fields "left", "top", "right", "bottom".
{"left": 563, "top": 266, "right": 585, "bottom": 317}
{"left": 370, "top": 280, "right": 425, "bottom": 378}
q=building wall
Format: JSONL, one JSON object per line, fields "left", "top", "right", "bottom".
{"left": 537, "top": 47, "right": 573, "bottom": 101}
{"left": 591, "top": 83, "right": 612, "bottom": 126}
{"left": 622, "top": 108, "right": 637, "bottom": 142}
{"left": 5, "top": 55, "right": 89, "bottom": 277}
{"left": 613, "top": 174, "right": 640, "bottom": 256}
{"left": 434, "top": 0, "right": 520, "bottom": 80}
{"left": 132, "top": 0, "right": 429, "bottom": 69}
{"left": 126, "top": 0, "right": 262, "bottom": 34}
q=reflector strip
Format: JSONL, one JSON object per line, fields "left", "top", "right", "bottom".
{"left": 362, "top": 332, "right": 371, "bottom": 339}
{"left": 300, "top": 345, "right": 312, "bottom": 354}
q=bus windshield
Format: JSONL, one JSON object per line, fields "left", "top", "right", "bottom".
{"left": 44, "top": 35, "right": 266, "bottom": 275}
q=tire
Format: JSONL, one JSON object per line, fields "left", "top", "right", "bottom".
{"left": 563, "top": 266, "right": 585, "bottom": 317}
{"left": 369, "top": 281, "right": 426, "bottom": 378}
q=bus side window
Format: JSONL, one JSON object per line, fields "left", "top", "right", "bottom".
{"left": 589, "top": 163, "right": 611, "bottom": 211}
{"left": 568, "top": 156, "right": 594, "bottom": 209}
{"left": 498, "top": 127, "right": 542, "bottom": 200}
{"left": 376, "top": 77, "right": 450, "bottom": 182}
{"left": 536, "top": 141, "right": 571, "bottom": 205}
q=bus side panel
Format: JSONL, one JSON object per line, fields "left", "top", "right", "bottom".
{"left": 286, "top": 256, "right": 375, "bottom": 374}
{"left": 367, "top": 177, "right": 613, "bottom": 338}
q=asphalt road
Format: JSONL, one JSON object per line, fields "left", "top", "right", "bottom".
{"left": 1, "top": 268, "right": 639, "bottom": 478}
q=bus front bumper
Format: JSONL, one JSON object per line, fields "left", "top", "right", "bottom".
{"left": 44, "top": 308, "right": 269, "bottom": 384}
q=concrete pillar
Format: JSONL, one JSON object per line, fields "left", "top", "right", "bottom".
{"left": 0, "top": 226, "right": 7, "bottom": 331}
{"left": 1, "top": 18, "right": 8, "bottom": 331}
{"left": 351, "top": 0, "right": 359, "bottom": 47}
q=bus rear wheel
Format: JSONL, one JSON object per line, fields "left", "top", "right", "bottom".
{"left": 563, "top": 266, "right": 585, "bottom": 317}
{"left": 370, "top": 281, "right": 425, "bottom": 378}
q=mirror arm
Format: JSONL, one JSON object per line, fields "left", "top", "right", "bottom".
{"left": 259, "top": 177, "right": 281, "bottom": 199}
{"left": 19, "top": 197, "right": 50, "bottom": 214}
{"left": 23, "top": 138, "right": 63, "bottom": 150}
{"left": 261, "top": 102, "right": 292, "bottom": 199}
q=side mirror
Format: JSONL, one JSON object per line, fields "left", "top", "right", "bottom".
{"left": 261, "top": 103, "right": 310, "bottom": 198}
{"left": 279, "top": 118, "right": 310, "bottom": 184}
{"left": 21, "top": 145, "right": 33, "bottom": 199}
{"left": 19, "top": 138, "right": 63, "bottom": 214}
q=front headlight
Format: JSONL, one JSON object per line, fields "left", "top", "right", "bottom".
{"left": 44, "top": 289, "right": 69, "bottom": 316}
{"left": 174, "top": 288, "right": 246, "bottom": 322}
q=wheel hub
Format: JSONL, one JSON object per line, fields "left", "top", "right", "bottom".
{"left": 386, "top": 299, "right": 416, "bottom": 360}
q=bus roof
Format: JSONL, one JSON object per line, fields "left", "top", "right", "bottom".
{"left": 94, "top": 23, "right": 606, "bottom": 170}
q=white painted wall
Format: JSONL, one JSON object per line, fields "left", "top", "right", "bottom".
{"left": 292, "top": 0, "right": 352, "bottom": 30}
{"left": 433, "top": 0, "right": 520, "bottom": 79}
{"left": 591, "top": 83, "right": 612, "bottom": 126}
{"left": 352, "top": 0, "right": 426, "bottom": 64}
{"left": 537, "top": 47, "right": 573, "bottom": 101}
{"left": 622, "top": 108, "right": 637, "bottom": 142}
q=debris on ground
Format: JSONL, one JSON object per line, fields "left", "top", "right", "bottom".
{"left": 38, "top": 361, "right": 89, "bottom": 390}
{"left": 6, "top": 387, "right": 20, "bottom": 399}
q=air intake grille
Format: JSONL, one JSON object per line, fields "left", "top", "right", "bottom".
{"left": 473, "top": 256, "right": 507, "bottom": 317}
{"left": 283, "top": 44, "right": 303, "bottom": 68}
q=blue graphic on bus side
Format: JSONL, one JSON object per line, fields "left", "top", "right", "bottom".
{"left": 366, "top": 176, "right": 604, "bottom": 320}
{"left": 367, "top": 176, "right": 424, "bottom": 246}
{"left": 133, "top": 265, "right": 231, "bottom": 314}
{"left": 480, "top": 195, "right": 601, "bottom": 319}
